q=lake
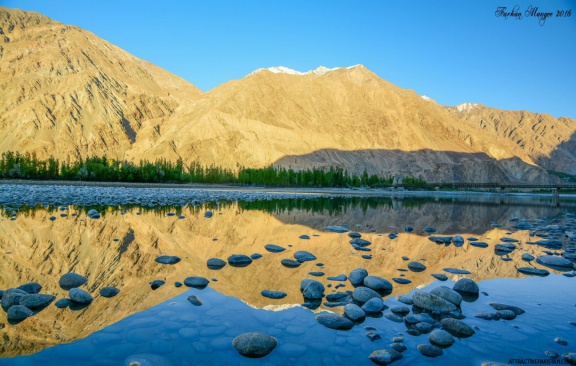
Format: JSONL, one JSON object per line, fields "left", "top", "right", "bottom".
{"left": 0, "top": 187, "right": 575, "bottom": 365}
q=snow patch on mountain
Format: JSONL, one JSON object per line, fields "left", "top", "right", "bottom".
{"left": 249, "top": 65, "right": 363, "bottom": 77}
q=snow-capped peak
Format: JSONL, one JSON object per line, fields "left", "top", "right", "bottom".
{"left": 456, "top": 103, "right": 478, "bottom": 113}
{"left": 421, "top": 95, "right": 432, "bottom": 102}
{"left": 248, "top": 65, "right": 363, "bottom": 77}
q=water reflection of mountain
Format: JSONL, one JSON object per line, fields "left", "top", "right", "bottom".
{"left": 239, "top": 196, "right": 576, "bottom": 235}
{"left": 0, "top": 199, "right": 573, "bottom": 357}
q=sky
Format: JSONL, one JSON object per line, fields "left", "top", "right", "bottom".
{"left": 3, "top": 0, "right": 576, "bottom": 118}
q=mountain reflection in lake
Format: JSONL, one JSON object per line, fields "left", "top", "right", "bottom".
{"left": 0, "top": 195, "right": 575, "bottom": 364}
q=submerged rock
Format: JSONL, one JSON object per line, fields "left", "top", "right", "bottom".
{"left": 440, "top": 318, "right": 475, "bottom": 338}
{"left": 69, "top": 288, "right": 93, "bottom": 304}
{"left": 418, "top": 344, "right": 443, "bottom": 357}
{"left": 369, "top": 349, "right": 403, "bottom": 365}
{"left": 99, "top": 287, "right": 120, "bottom": 298}
{"left": 232, "top": 332, "right": 277, "bottom": 358}
{"left": 7, "top": 305, "right": 33, "bottom": 322}
{"left": 59, "top": 273, "right": 88, "bottom": 290}
{"left": 412, "top": 291, "right": 457, "bottom": 313}
{"left": 261, "top": 290, "right": 287, "bottom": 299}
{"left": 155, "top": 255, "right": 181, "bottom": 265}
{"left": 228, "top": 254, "right": 253, "bottom": 267}
{"left": 19, "top": 294, "right": 55, "bottom": 309}
{"left": 349, "top": 268, "right": 369, "bottom": 287}
{"left": 429, "top": 329, "right": 455, "bottom": 347}
{"left": 361, "top": 297, "right": 385, "bottom": 315}
{"left": 488, "top": 303, "right": 525, "bottom": 315}
{"left": 453, "top": 278, "right": 479, "bottom": 294}
{"left": 187, "top": 295, "right": 203, "bottom": 306}
{"left": 184, "top": 277, "right": 209, "bottom": 289}
{"left": 316, "top": 314, "right": 354, "bottom": 330}
{"left": 207, "top": 258, "right": 227, "bottom": 270}
{"left": 264, "top": 244, "right": 285, "bottom": 253}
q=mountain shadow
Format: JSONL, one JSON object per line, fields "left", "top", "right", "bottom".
{"left": 536, "top": 131, "right": 576, "bottom": 176}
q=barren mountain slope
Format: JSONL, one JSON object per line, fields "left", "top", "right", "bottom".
{"left": 0, "top": 7, "right": 201, "bottom": 161}
{"left": 447, "top": 104, "right": 576, "bottom": 175}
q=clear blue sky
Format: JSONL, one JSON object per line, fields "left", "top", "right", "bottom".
{"left": 4, "top": 0, "right": 576, "bottom": 118}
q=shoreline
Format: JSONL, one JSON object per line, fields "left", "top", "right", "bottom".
{"left": 1, "top": 179, "right": 575, "bottom": 199}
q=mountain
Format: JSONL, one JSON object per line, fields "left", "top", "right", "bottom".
{"left": 1, "top": 7, "right": 574, "bottom": 183}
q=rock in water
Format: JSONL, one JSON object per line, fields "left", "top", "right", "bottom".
{"left": 301, "top": 280, "right": 324, "bottom": 300}
{"left": 431, "top": 273, "right": 448, "bottom": 281}
{"left": 294, "top": 251, "right": 317, "bottom": 262}
{"left": 59, "top": 273, "right": 88, "bottom": 290}
{"left": 352, "top": 287, "right": 381, "bottom": 304}
{"left": 325, "top": 226, "right": 349, "bottom": 233}
{"left": 443, "top": 268, "right": 471, "bottom": 275}
{"left": 407, "top": 261, "right": 426, "bottom": 272}
{"left": 440, "top": 318, "right": 475, "bottom": 338}
{"left": 187, "top": 295, "right": 203, "bottom": 306}
{"left": 19, "top": 294, "right": 55, "bottom": 309}
{"left": 184, "top": 277, "right": 209, "bottom": 289}
{"left": 1, "top": 288, "right": 28, "bottom": 311}
{"left": 207, "top": 258, "right": 227, "bottom": 270}
{"left": 281, "top": 259, "right": 301, "bottom": 268}
{"left": 488, "top": 303, "right": 525, "bottom": 315}
{"left": 563, "top": 353, "right": 576, "bottom": 365}
{"left": 418, "top": 344, "right": 443, "bottom": 357}
{"left": 69, "top": 288, "right": 93, "bottom": 304}
{"left": 155, "top": 255, "right": 181, "bottom": 265}
{"left": 204, "top": 211, "right": 213, "bottom": 218}
{"left": 99, "top": 287, "right": 120, "bottom": 298}
{"left": 453, "top": 278, "right": 479, "bottom": 294}
{"left": 430, "top": 286, "right": 463, "bottom": 306}
{"left": 363, "top": 276, "right": 393, "bottom": 292}
{"left": 150, "top": 280, "right": 165, "bottom": 290}
{"left": 261, "top": 290, "right": 287, "bottom": 299}
{"left": 429, "top": 329, "right": 455, "bottom": 347}
{"left": 264, "top": 244, "right": 285, "bottom": 253}
{"left": 228, "top": 254, "right": 253, "bottom": 267}
{"left": 349, "top": 268, "right": 369, "bottom": 287}
{"left": 316, "top": 314, "right": 354, "bottom": 330}
{"left": 344, "top": 303, "right": 366, "bottom": 322}
{"left": 536, "top": 255, "right": 574, "bottom": 269}
{"left": 517, "top": 267, "right": 549, "bottom": 276}
{"left": 17, "top": 282, "right": 42, "bottom": 294}
{"left": 7, "top": 305, "right": 33, "bottom": 321}
{"left": 362, "top": 297, "right": 385, "bottom": 314}
{"left": 369, "top": 349, "right": 403, "bottom": 365}
{"left": 232, "top": 332, "right": 277, "bottom": 358}
{"left": 412, "top": 291, "right": 458, "bottom": 313}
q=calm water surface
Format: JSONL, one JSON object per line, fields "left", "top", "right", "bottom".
{"left": 0, "top": 194, "right": 575, "bottom": 365}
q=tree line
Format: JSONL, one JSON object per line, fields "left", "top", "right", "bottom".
{"left": 0, "top": 151, "right": 427, "bottom": 188}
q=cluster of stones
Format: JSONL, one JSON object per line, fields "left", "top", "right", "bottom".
{"left": 0, "top": 272, "right": 120, "bottom": 323}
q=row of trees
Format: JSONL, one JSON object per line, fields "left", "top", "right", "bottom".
{"left": 0, "top": 151, "right": 427, "bottom": 188}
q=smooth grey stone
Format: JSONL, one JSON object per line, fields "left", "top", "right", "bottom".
{"left": 431, "top": 286, "right": 462, "bottom": 306}
{"left": 281, "top": 259, "right": 301, "bottom": 268}
{"left": 390, "top": 306, "right": 410, "bottom": 315}
{"left": 440, "top": 318, "right": 475, "bottom": 337}
{"left": 489, "top": 303, "right": 525, "bottom": 315}
{"left": 407, "top": 329, "right": 421, "bottom": 336}
{"left": 155, "top": 255, "right": 181, "bottom": 265}
{"left": 393, "top": 337, "right": 404, "bottom": 343}
{"left": 232, "top": 332, "right": 277, "bottom": 358}
{"left": 384, "top": 313, "right": 404, "bottom": 323}
{"left": 184, "top": 277, "right": 209, "bottom": 289}
{"left": 545, "top": 350, "right": 559, "bottom": 358}
{"left": 388, "top": 233, "right": 398, "bottom": 239}
{"left": 69, "top": 288, "right": 93, "bottom": 304}
{"left": 349, "top": 268, "right": 368, "bottom": 287}
{"left": 474, "top": 312, "right": 499, "bottom": 320}
{"left": 250, "top": 253, "right": 262, "bottom": 260}
{"left": 308, "top": 271, "right": 325, "bottom": 277}
{"left": 100, "top": 287, "right": 120, "bottom": 298}
{"left": 501, "top": 237, "right": 519, "bottom": 243}
{"left": 352, "top": 286, "right": 381, "bottom": 304}
{"left": 555, "top": 337, "right": 568, "bottom": 346}
{"left": 401, "top": 256, "right": 409, "bottom": 261}
{"left": 17, "top": 282, "right": 42, "bottom": 294}
{"left": 563, "top": 353, "right": 576, "bottom": 365}
{"left": 187, "top": 295, "right": 202, "bottom": 306}
{"left": 404, "top": 313, "right": 435, "bottom": 324}
{"left": 87, "top": 209, "right": 100, "bottom": 219}
{"left": 361, "top": 254, "right": 372, "bottom": 260}
{"left": 301, "top": 280, "right": 325, "bottom": 300}
{"left": 362, "top": 297, "right": 385, "bottom": 314}
{"left": 1, "top": 288, "right": 27, "bottom": 311}
{"left": 228, "top": 254, "right": 253, "bottom": 267}
{"left": 204, "top": 211, "right": 213, "bottom": 218}
{"left": 495, "top": 244, "right": 516, "bottom": 253}
{"left": 327, "top": 274, "right": 347, "bottom": 281}
{"left": 443, "top": 268, "right": 471, "bottom": 275}
{"left": 496, "top": 310, "right": 516, "bottom": 320}
{"left": 59, "top": 273, "right": 88, "bottom": 290}
{"left": 264, "top": 244, "right": 285, "bottom": 253}
{"left": 431, "top": 273, "right": 448, "bottom": 281}
{"left": 294, "top": 251, "right": 317, "bottom": 262}
{"left": 405, "top": 226, "right": 414, "bottom": 232}
{"left": 207, "top": 258, "right": 227, "bottom": 270}
{"left": 392, "top": 278, "right": 411, "bottom": 285}
{"left": 19, "top": 294, "right": 55, "bottom": 309}
{"left": 390, "top": 343, "right": 407, "bottom": 353}
{"left": 424, "top": 227, "right": 437, "bottom": 233}
{"left": 369, "top": 349, "right": 403, "bottom": 365}
{"left": 452, "top": 235, "right": 464, "bottom": 243}
{"left": 261, "top": 290, "right": 287, "bottom": 299}
{"left": 316, "top": 314, "right": 354, "bottom": 330}
{"left": 174, "top": 282, "right": 182, "bottom": 287}
{"left": 348, "top": 232, "right": 362, "bottom": 238}
{"left": 344, "top": 303, "right": 366, "bottom": 322}
{"left": 397, "top": 295, "right": 413, "bottom": 305}
{"left": 418, "top": 344, "right": 443, "bottom": 357}
{"left": 350, "top": 238, "right": 372, "bottom": 247}
{"left": 517, "top": 267, "right": 550, "bottom": 276}
{"left": 414, "top": 322, "right": 433, "bottom": 334}
{"left": 299, "top": 235, "right": 310, "bottom": 240}
{"left": 429, "top": 236, "right": 452, "bottom": 243}
{"left": 468, "top": 237, "right": 478, "bottom": 241}
{"left": 429, "top": 329, "right": 455, "bottom": 347}
{"left": 7, "top": 305, "right": 33, "bottom": 321}
{"left": 366, "top": 331, "right": 381, "bottom": 341}
{"left": 413, "top": 291, "right": 457, "bottom": 313}
{"left": 363, "top": 276, "right": 393, "bottom": 292}
{"left": 325, "top": 226, "right": 349, "bottom": 233}
{"left": 470, "top": 242, "right": 489, "bottom": 248}
{"left": 150, "top": 280, "right": 165, "bottom": 290}
{"left": 536, "top": 255, "right": 574, "bottom": 269}
{"left": 453, "top": 278, "right": 479, "bottom": 294}
{"left": 55, "top": 298, "right": 71, "bottom": 308}
{"left": 326, "top": 293, "right": 349, "bottom": 302}
{"left": 407, "top": 261, "right": 426, "bottom": 272}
